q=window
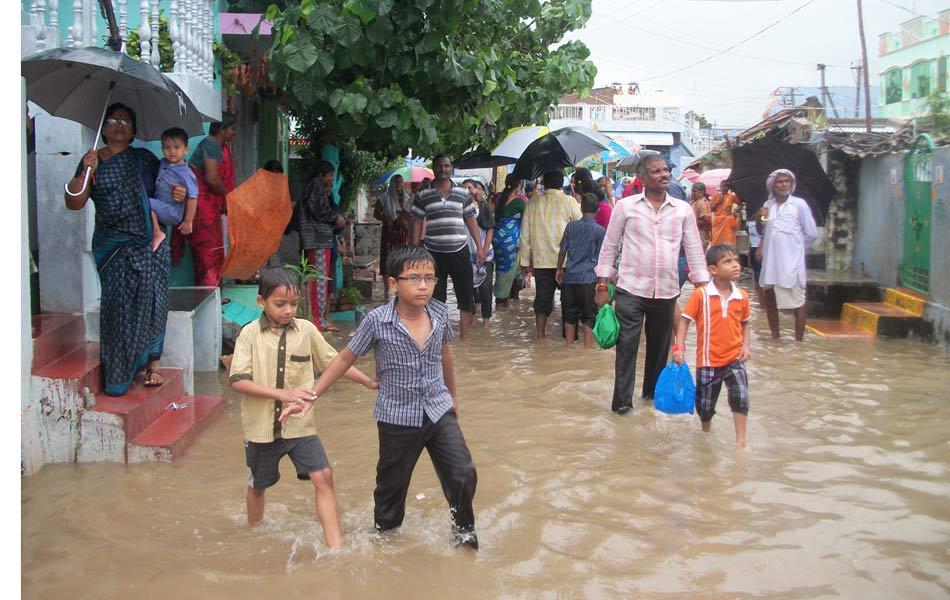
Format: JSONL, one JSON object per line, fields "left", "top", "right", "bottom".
{"left": 938, "top": 56, "right": 947, "bottom": 92}
{"left": 612, "top": 106, "right": 656, "bottom": 121}
{"left": 911, "top": 61, "right": 931, "bottom": 99}
{"left": 554, "top": 105, "right": 583, "bottom": 120}
{"left": 885, "top": 69, "right": 903, "bottom": 104}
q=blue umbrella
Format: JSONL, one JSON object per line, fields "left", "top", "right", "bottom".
{"left": 602, "top": 140, "right": 631, "bottom": 162}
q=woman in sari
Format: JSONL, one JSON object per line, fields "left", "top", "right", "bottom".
{"left": 689, "top": 182, "right": 712, "bottom": 248}
{"left": 64, "top": 103, "right": 181, "bottom": 395}
{"left": 710, "top": 182, "right": 742, "bottom": 246}
{"left": 171, "top": 111, "right": 237, "bottom": 286}
{"left": 376, "top": 174, "right": 412, "bottom": 301}
{"left": 492, "top": 174, "right": 528, "bottom": 309}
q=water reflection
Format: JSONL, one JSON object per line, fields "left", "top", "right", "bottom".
{"left": 22, "top": 284, "right": 950, "bottom": 598}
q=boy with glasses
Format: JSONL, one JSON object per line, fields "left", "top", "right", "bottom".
{"left": 279, "top": 245, "right": 480, "bottom": 549}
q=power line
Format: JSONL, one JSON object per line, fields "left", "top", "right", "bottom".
{"left": 876, "top": 0, "right": 921, "bottom": 16}
{"left": 638, "top": 0, "right": 820, "bottom": 82}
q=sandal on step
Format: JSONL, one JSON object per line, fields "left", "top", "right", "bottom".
{"left": 143, "top": 368, "right": 164, "bottom": 387}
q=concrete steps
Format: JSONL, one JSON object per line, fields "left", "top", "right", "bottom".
{"left": 805, "top": 319, "right": 876, "bottom": 339}
{"left": 27, "top": 313, "right": 225, "bottom": 469}
{"left": 804, "top": 287, "right": 926, "bottom": 340}
{"left": 128, "top": 395, "right": 226, "bottom": 462}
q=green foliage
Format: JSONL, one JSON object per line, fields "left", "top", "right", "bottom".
{"left": 339, "top": 281, "right": 363, "bottom": 306}
{"left": 921, "top": 90, "right": 950, "bottom": 137}
{"left": 265, "top": 0, "right": 598, "bottom": 162}
{"left": 213, "top": 40, "right": 242, "bottom": 97}
{"left": 125, "top": 12, "right": 175, "bottom": 72}
{"left": 696, "top": 114, "right": 712, "bottom": 129}
{"left": 294, "top": 115, "right": 401, "bottom": 213}
{"left": 283, "top": 250, "right": 328, "bottom": 320}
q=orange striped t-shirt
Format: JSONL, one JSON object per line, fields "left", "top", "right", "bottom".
{"left": 681, "top": 283, "right": 751, "bottom": 368}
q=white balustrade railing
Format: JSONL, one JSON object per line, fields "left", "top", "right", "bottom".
{"left": 23, "top": 0, "right": 220, "bottom": 119}
{"left": 24, "top": 0, "right": 216, "bottom": 85}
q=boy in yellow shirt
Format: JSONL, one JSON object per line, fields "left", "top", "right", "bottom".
{"left": 229, "top": 267, "right": 377, "bottom": 548}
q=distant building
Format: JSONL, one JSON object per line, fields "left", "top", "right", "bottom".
{"left": 878, "top": 10, "right": 950, "bottom": 119}
{"left": 547, "top": 83, "right": 714, "bottom": 172}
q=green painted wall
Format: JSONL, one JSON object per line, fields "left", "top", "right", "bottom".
{"left": 878, "top": 34, "right": 950, "bottom": 119}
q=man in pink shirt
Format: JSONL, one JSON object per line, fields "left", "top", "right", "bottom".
{"left": 595, "top": 155, "right": 709, "bottom": 414}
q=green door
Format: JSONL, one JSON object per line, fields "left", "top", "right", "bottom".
{"left": 901, "top": 134, "right": 933, "bottom": 294}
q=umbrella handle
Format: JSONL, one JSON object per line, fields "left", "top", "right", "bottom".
{"left": 64, "top": 166, "right": 93, "bottom": 197}
{"left": 64, "top": 84, "right": 114, "bottom": 197}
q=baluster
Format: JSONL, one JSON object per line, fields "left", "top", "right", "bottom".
{"left": 149, "top": 0, "right": 160, "bottom": 67}
{"left": 68, "top": 0, "right": 82, "bottom": 47}
{"left": 139, "top": 0, "right": 152, "bottom": 64}
{"left": 88, "top": 0, "right": 97, "bottom": 47}
{"left": 183, "top": 0, "right": 194, "bottom": 75}
{"left": 206, "top": 0, "right": 214, "bottom": 83}
{"left": 201, "top": 1, "right": 210, "bottom": 83}
{"left": 118, "top": 0, "right": 127, "bottom": 42}
{"left": 169, "top": 0, "right": 180, "bottom": 73}
{"left": 33, "top": 0, "right": 48, "bottom": 50}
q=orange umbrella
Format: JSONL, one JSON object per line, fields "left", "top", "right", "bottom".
{"left": 220, "top": 168, "right": 292, "bottom": 280}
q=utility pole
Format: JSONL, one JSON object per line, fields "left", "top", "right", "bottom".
{"left": 857, "top": 0, "right": 873, "bottom": 132}
{"left": 817, "top": 63, "right": 840, "bottom": 119}
{"left": 851, "top": 60, "right": 863, "bottom": 118}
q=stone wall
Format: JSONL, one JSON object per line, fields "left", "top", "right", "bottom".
{"left": 823, "top": 149, "right": 861, "bottom": 272}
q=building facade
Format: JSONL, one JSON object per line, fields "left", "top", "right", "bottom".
{"left": 878, "top": 10, "right": 950, "bottom": 119}
{"left": 547, "top": 83, "right": 714, "bottom": 171}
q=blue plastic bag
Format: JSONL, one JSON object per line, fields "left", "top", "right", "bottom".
{"left": 654, "top": 360, "right": 696, "bottom": 415}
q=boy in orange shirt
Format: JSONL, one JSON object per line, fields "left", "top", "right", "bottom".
{"left": 672, "top": 244, "right": 752, "bottom": 448}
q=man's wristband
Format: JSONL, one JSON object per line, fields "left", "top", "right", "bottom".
{"left": 672, "top": 344, "right": 684, "bottom": 352}
{"left": 596, "top": 283, "right": 608, "bottom": 291}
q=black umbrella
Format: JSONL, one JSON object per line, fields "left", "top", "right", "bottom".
{"left": 613, "top": 149, "right": 661, "bottom": 174}
{"left": 453, "top": 149, "right": 515, "bottom": 169}
{"left": 510, "top": 126, "right": 613, "bottom": 181}
{"left": 724, "top": 135, "right": 838, "bottom": 226}
{"left": 22, "top": 46, "right": 209, "bottom": 192}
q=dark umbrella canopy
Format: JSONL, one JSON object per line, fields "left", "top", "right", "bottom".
{"left": 22, "top": 46, "right": 207, "bottom": 140}
{"left": 511, "top": 126, "right": 613, "bottom": 181}
{"left": 725, "top": 135, "right": 838, "bottom": 226}
{"left": 613, "top": 149, "right": 661, "bottom": 174}
{"left": 454, "top": 149, "right": 515, "bottom": 169}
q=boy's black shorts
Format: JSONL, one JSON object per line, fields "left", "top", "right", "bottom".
{"left": 561, "top": 282, "right": 596, "bottom": 327}
{"left": 244, "top": 435, "right": 330, "bottom": 489}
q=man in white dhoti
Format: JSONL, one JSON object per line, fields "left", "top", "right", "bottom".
{"left": 755, "top": 169, "right": 818, "bottom": 341}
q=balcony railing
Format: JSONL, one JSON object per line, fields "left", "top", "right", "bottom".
{"left": 23, "top": 0, "right": 220, "bottom": 119}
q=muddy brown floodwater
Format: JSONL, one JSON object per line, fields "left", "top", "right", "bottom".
{"left": 22, "top": 282, "right": 950, "bottom": 599}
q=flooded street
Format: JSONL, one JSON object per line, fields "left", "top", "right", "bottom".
{"left": 22, "top": 281, "right": 950, "bottom": 599}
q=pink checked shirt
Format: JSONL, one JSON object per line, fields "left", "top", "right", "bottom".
{"left": 595, "top": 193, "right": 709, "bottom": 299}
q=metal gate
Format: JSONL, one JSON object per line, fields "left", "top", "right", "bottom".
{"left": 901, "top": 134, "right": 933, "bottom": 295}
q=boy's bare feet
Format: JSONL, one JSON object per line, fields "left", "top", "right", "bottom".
{"left": 151, "top": 228, "right": 166, "bottom": 252}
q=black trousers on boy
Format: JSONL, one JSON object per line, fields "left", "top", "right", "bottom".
{"left": 374, "top": 411, "right": 477, "bottom": 535}
{"left": 612, "top": 288, "right": 677, "bottom": 412}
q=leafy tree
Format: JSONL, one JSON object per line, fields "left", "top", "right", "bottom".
{"left": 696, "top": 114, "right": 712, "bottom": 129}
{"left": 265, "top": 0, "right": 597, "bottom": 160}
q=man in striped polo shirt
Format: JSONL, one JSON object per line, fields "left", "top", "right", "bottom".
{"left": 411, "top": 154, "right": 487, "bottom": 340}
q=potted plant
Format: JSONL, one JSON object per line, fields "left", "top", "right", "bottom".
{"left": 283, "top": 251, "right": 328, "bottom": 322}
{"left": 337, "top": 281, "right": 363, "bottom": 312}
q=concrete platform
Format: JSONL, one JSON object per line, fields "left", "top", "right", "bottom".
{"left": 806, "top": 269, "right": 882, "bottom": 319}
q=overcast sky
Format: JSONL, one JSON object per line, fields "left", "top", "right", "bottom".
{"left": 566, "top": 0, "right": 947, "bottom": 127}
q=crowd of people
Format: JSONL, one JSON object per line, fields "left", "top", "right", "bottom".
{"left": 65, "top": 119, "right": 817, "bottom": 550}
